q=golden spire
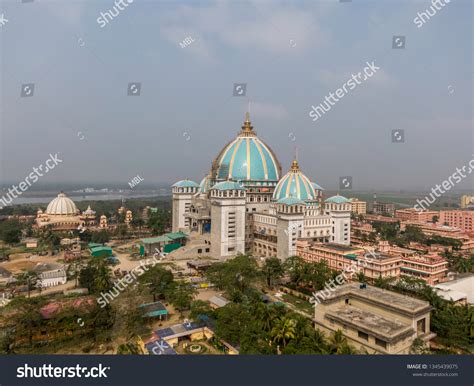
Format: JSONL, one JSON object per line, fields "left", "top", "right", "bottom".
{"left": 291, "top": 158, "right": 300, "bottom": 171}
{"left": 240, "top": 112, "right": 255, "bottom": 135}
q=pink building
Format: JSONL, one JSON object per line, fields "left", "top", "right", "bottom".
{"left": 395, "top": 208, "right": 439, "bottom": 223}
{"left": 439, "top": 210, "right": 474, "bottom": 233}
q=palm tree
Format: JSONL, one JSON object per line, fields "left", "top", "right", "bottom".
{"left": 16, "top": 272, "right": 39, "bottom": 298}
{"left": 271, "top": 316, "right": 296, "bottom": 347}
{"left": 252, "top": 301, "right": 275, "bottom": 332}
{"left": 329, "top": 330, "right": 348, "bottom": 354}
{"left": 456, "top": 257, "right": 472, "bottom": 274}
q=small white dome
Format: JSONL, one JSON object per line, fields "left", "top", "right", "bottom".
{"left": 46, "top": 192, "right": 78, "bottom": 215}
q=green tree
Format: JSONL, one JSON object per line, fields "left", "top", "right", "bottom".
{"left": 0, "top": 220, "right": 23, "bottom": 244}
{"left": 15, "top": 272, "right": 39, "bottom": 298}
{"left": 6, "top": 297, "right": 45, "bottom": 347}
{"left": 79, "top": 258, "right": 112, "bottom": 294}
{"left": 91, "top": 230, "right": 110, "bottom": 244}
{"left": 328, "top": 330, "right": 354, "bottom": 354}
{"left": 168, "top": 282, "right": 197, "bottom": 316}
{"left": 271, "top": 316, "right": 297, "bottom": 347}
{"left": 138, "top": 265, "right": 174, "bottom": 301}
{"left": 189, "top": 300, "right": 214, "bottom": 321}
{"left": 206, "top": 254, "right": 260, "bottom": 300}
{"left": 215, "top": 303, "right": 251, "bottom": 346}
{"left": 262, "top": 257, "right": 284, "bottom": 288}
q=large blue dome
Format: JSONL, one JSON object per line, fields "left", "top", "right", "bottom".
{"left": 213, "top": 114, "right": 281, "bottom": 182}
{"left": 273, "top": 160, "right": 317, "bottom": 202}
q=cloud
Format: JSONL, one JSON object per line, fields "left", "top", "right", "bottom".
{"left": 158, "top": 1, "right": 329, "bottom": 61}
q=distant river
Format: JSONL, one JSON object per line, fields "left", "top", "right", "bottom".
{"left": 9, "top": 191, "right": 170, "bottom": 205}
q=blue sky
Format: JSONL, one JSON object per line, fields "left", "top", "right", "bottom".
{"left": 0, "top": 0, "right": 472, "bottom": 191}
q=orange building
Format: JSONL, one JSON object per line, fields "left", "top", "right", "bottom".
{"left": 296, "top": 240, "right": 401, "bottom": 281}
{"left": 395, "top": 208, "right": 439, "bottom": 223}
{"left": 439, "top": 210, "right": 474, "bottom": 233}
{"left": 400, "top": 254, "right": 448, "bottom": 285}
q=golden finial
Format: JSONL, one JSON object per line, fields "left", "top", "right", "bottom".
{"left": 240, "top": 112, "right": 254, "bottom": 134}
{"left": 291, "top": 159, "right": 299, "bottom": 171}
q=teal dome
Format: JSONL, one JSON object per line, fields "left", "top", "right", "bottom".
{"left": 211, "top": 181, "right": 245, "bottom": 191}
{"left": 172, "top": 180, "right": 199, "bottom": 188}
{"left": 199, "top": 174, "right": 212, "bottom": 194}
{"left": 311, "top": 181, "right": 324, "bottom": 191}
{"left": 325, "top": 194, "right": 350, "bottom": 204}
{"left": 214, "top": 114, "right": 281, "bottom": 182}
{"left": 273, "top": 160, "right": 316, "bottom": 201}
{"left": 277, "top": 197, "right": 304, "bottom": 206}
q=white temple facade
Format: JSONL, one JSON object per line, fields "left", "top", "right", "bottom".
{"left": 172, "top": 114, "right": 351, "bottom": 260}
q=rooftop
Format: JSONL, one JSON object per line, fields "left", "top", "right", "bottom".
{"left": 325, "top": 194, "right": 350, "bottom": 204}
{"left": 317, "top": 283, "right": 431, "bottom": 316}
{"left": 139, "top": 301, "right": 168, "bottom": 318}
{"left": 325, "top": 306, "right": 414, "bottom": 343}
{"left": 211, "top": 181, "right": 246, "bottom": 191}
{"left": 32, "top": 262, "right": 64, "bottom": 273}
{"left": 434, "top": 275, "right": 474, "bottom": 304}
{"left": 172, "top": 179, "right": 200, "bottom": 188}
{"left": 209, "top": 295, "right": 230, "bottom": 308}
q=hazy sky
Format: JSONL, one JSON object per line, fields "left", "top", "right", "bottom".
{"left": 0, "top": 0, "right": 472, "bottom": 191}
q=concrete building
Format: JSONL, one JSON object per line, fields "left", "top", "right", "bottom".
{"left": 400, "top": 254, "right": 448, "bottom": 285}
{"left": 370, "top": 201, "right": 395, "bottom": 216}
{"left": 349, "top": 198, "right": 367, "bottom": 215}
{"left": 377, "top": 241, "right": 448, "bottom": 285}
{"left": 32, "top": 263, "right": 67, "bottom": 288}
{"left": 460, "top": 195, "right": 474, "bottom": 209}
{"left": 439, "top": 210, "right": 474, "bottom": 233}
{"left": 313, "top": 283, "right": 435, "bottom": 354}
{"left": 395, "top": 208, "right": 439, "bottom": 223}
{"left": 297, "top": 240, "right": 401, "bottom": 280}
{"left": 434, "top": 275, "right": 474, "bottom": 305}
{"left": 171, "top": 114, "right": 350, "bottom": 260}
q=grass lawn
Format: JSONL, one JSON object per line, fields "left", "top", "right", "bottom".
{"left": 281, "top": 293, "right": 313, "bottom": 314}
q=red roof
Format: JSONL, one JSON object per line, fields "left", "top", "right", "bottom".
{"left": 40, "top": 297, "right": 94, "bottom": 319}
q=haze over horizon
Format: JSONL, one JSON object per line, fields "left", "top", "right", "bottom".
{"left": 1, "top": 0, "right": 472, "bottom": 192}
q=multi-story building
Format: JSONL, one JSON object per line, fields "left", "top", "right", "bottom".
{"left": 313, "top": 283, "right": 435, "bottom": 354}
{"left": 400, "top": 254, "right": 449, "bottom": 285}
{"left": 171, "top": 114, "right": 351, "bottom": 260}
{"left": 364, "top": 214, "right": 399, "bottom": 224}
{"left": 296, "top": 240, "right": 401, "bottom": 280}
{"left": 460, "top": 195, "right": 474, "bottom": 209}
{"left": 395, "top": 208, "right": 439, "bottom": 223}
{"left": 377, "top": 240, "right": 448, "bottom": 285}
{"left": 439, "top": 210, "right": 474, "bottom": 233}
{"left": 349, "top": 198, "right": 367, "bottom": 215}
{"left": 370, "top": 201, "right": 395, "bottom": 216}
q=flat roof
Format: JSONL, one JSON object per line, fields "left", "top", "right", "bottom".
{"left": 435, "top": 275, "right": 474, "bottom": 304}
{"left": 141, "top": 236, "right": 170, "bottom": 244}
{"left": 324, "top": 243, "right": 362, "bottom": 252}
{"left": 317, "top": 283, "right": 431, "bottom": 315}
{"left": 326, "top": 306, "right": 414, "bottom": 342}
{"left": 209, "top": 295, "right": 230, "bottom": 308}
{"left": 139, "top": 301, "right": 168, "bottom": 317}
